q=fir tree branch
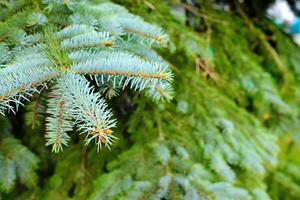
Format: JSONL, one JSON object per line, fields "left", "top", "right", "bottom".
{"left": 0, "top": 1, "right": 173, "bottom": 152}
{"left": 56, "top": 24, "right": 96, "bottom": 40}
{"left": 73, "top": 70, "right": 169, "bottom": 80}
{"left": 57, "top": 74, "right": 117, "bottom": 151}
{"left": 61, "top": 31, "right": 114, "bottom": 50}
{"left": 45, "top": 86, "right": 73, "bottom": 153}
{"left": 0, "top": 67, "right": 60, "bottom": 115}
{"left": 69, "top": 50, "right": 172, "bottom": 96}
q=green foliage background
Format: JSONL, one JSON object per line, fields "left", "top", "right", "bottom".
{"left": 1, "top": 0, "right": 300, "bottom": 199}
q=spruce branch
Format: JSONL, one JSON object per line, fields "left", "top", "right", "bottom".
{"left": 0, "top": 1, "right": 172, "bottom": 152}
{"left": 2, "top": 45, "right": 51, "bottom": 73}
{"left": 76, "top": 2, "right": 168, "bottom": 45}
{"left": 58, "top": 74, "right": 117, "bottom": 151}
{"left": 69, "top": 50, "right": 172, "bottom": 99}
{"left": 56, "top": 24, "right": 96, "bottom": 40}
{"left": 0, "top": 67, "right": 60, "bottom": 115}
{"left": 45, "top": 87, "right": 72, "bottom": 153}
{"left": 61, "top": 31, "right": 114, "bottom": 50}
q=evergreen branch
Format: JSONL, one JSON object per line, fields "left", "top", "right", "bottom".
{"left": 68, "top": 50, "right": 171, "bottom": 80}
{"left": 45, "top": 87, "right": 72, "bottom": 153}
{"left": 116, "top": 38, "right": 165, "bottom": 63}
{"left": 56, "top": 24, "right": 95, "bottom": 40}
{"left": 0, "top": 1, "right": 173, "bottom": 153}
{"left": 77, "top": 2, "right": 169, "bottom": 45}
{"left": 123, "top": 25, "right": 168, "bottom": 45}
{"left": 69, "top": 13, "right": 98, "bottom": 27}
{"left": 71, "top": 49, "right": 170, "bottom": 77}
{"left": 57, "top": 74, "right": 117, "bottom": 151}
{"left": 10, "top": 31, "right": 41, "bottom": 49}
{"left": 0, "top": 67, "right": 60, "bottom": 115}
{"left": 118, "top": 13, "right": 168, "bottom": 45}
{"left": 2, "top": 46, "right": 50, "bottom": 73}
{"left": 69, "top": 49, "right": 173, "bottom": 100}
{"left": 61, "top": 31, "right": 114, "bottom": 50}
{"left": 73, "top": 69, "right": 169, "bottom": 80}
{"left": 80, "top": 2, "right": 128, "bottom": 15}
